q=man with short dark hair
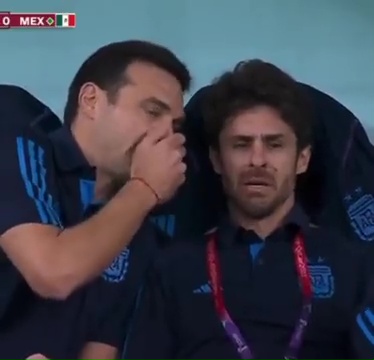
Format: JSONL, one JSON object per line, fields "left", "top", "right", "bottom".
{"left": 0, "top": 40, "right": 193, "bottom": 358}
{"left": 122, "top": 59, "right": 374, "bottom": 359}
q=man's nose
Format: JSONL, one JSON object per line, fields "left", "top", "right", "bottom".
{"left": 249, "top": 141, "right": 267, "bottom": 167}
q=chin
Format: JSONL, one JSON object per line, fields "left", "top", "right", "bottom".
{"left": 236, "top": 196, "right": 276, "bottom": 219}
{"left": 244, "top": 205, "right": 274, "bottom": 219}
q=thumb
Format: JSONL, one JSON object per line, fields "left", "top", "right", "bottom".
{"left": 26, "top": 354, "right": 49, "bottom": 359}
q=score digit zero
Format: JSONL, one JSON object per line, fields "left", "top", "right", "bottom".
{"left": 0, "top": 13, "right": 10, "bottom": 28}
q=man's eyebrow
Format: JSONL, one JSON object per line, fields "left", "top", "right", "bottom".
{"left": 230, "top": 135, "right": 253, "bottom": 142}
{"left": 263, "top": 133, "right": 285, "bottom": 141}
{"left": 141, "top": 97, "right": 171, "bottom": 110}
{"left": 229, "top": 133, "right": 286, "bottom": 142}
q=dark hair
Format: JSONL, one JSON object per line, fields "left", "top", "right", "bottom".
{"left": 203, "top": 59, "right": 313, "bottom": 150}
{"left": 64, "top": 40, "right": 191, "bottom": 125}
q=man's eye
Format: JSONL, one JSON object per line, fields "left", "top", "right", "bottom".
{"left": 147, "top": 109, "right": 162, "bottom": 117}
{"left": 268, "top": 142, "right": 282, "bottom": 148}
{"left": 233, "top": 142, "right": 247, "bottom": 148}
{"left": 144, "top": 104, "right": 163, "bottom": 117}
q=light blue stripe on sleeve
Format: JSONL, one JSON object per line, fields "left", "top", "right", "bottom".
{"left": 35, "top": 143, "right": 60, "bottom": 226}
{"left": 16, "top": 137, "right": 49, "bottom": 223}
{"left": 28, "top": 139, "right": 54, "bottom": 224}
{"left": 16, "top": 137, "right": 61, "bottom": 226}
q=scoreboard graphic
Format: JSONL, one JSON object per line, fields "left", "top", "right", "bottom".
{"left": 0, "top": 12, "right": 76, "bottom": 29}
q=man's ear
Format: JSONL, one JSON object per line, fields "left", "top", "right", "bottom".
{"left": 296, "top": 145, "right": 312, "bottom": 175}
{"left": 77, "top": 82, "right": 102, "bottom": 121}
{"left": 209, "top": 147, "right": 222, "bottom": 175}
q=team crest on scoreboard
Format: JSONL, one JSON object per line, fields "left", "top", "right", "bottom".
{"left": 344, "top": 187, "right": 374, "bottom": 242}
{"left": 102, "top": 248, "right": 130, "bottom": 283}
{"left": 308, "top": 259, "right": 335, "bottom": 299}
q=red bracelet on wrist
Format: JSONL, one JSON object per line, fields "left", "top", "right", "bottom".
{"left": 130, "top": 177, "right": 160, "bottom": 204}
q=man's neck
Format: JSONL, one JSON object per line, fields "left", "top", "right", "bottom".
{"left": 71, "top": 119, "right": 96, "bottom": 167}
{"left": 71, "top": 121, "right": 112, "bottom": 202}
{"left": 94, "top": 171, "right": 112, "bottom": 202}
{"left": 94, "top": 171, "right": 126, "bottom": 202}
{"left": 228, "top": 195, "right": 295, "bottom": 239}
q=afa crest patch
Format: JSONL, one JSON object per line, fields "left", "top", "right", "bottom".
{"left": 345, "top": 188, "right": 374, "bottom": 242}
{"left": 309, "top": 263, "right": 335, "bottom": 299}
{"left": 102, "top": 248, "right": 130, "bottom": 283}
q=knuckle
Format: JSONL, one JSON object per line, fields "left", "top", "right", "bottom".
{"left": 180, "top": 162, "right": 187, "bottom": 172}
{"left": 179, "top": 146, "right": 186, "bottom": 158}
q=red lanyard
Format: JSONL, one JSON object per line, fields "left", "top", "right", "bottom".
{"left": 206, "top": 229, "right": 313, "bottom": 359}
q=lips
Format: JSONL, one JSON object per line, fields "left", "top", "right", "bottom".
{"left": 244, "top": 178, "right": 271, "bottom": 186}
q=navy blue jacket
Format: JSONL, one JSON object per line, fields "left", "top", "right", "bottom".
{"left": 0, "top": 114, "right": 171, "bottom": 357}
{"left": 123, "top": 206, "right": 374, "bottom": 359}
